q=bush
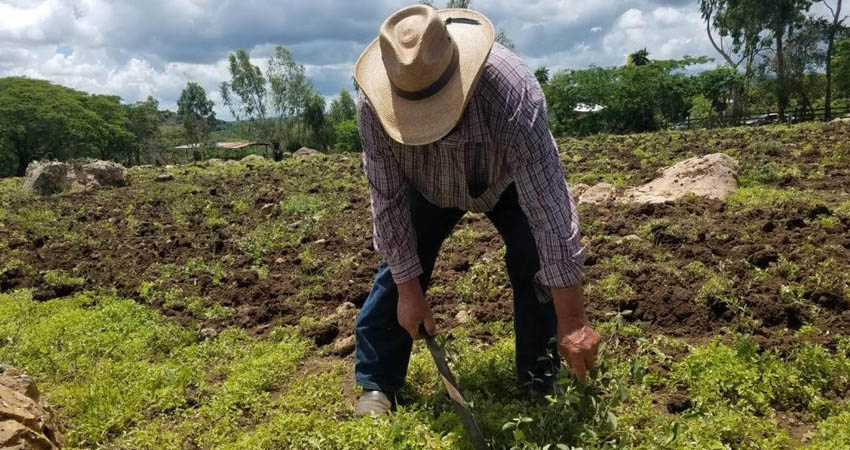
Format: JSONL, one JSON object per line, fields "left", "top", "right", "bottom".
{"left": 334, "top": 119, "right": 361, "bottom": 152}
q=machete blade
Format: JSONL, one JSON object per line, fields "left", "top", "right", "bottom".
{"left": 419, "top": 324, "right": 490, "bottom": 450}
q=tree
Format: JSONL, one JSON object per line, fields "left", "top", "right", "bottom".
{"left": 126, "top": 97, "right": 161, "bottom": 165}
{"left": 626, "top": 49, "right": 651, "bottom": 67}
{"left": 267, "top": 45, "right": 312, "bottom": 120}
{"left": 445, "top": 0, "right": 471, "bottom": 7}
{"left": 328, "top": 89, "right": 356, "bottom": 125}
{"left": 0, "top": 77, "right": 133, "bottom": 176}
{"left": 535, "top": 66, "right": 550, "bottom": 86}
{"left": 220, "top": 49, "right": 267, "bottom": 124}
{"left": 82, "top": 94, "right": 134, "bottom": 162}
{"left": 177, "top": 82, "right": 215, "bottom": 149}
{"left": 782, "top": 18, "right": 828, "bottom": 115}
{"left": 303, "top": 93, "right": 331, "bottom": 149}
{"left": 545, "top": 57, "right": 705, "bottom": 136}
{"left": 334, "top": 119, "right": 361, "bottom": 152}
{"left": 695, "top": 65, "right": 745, "bottom": 119}
{"left": 835, "top": 38, "right": 850, "bottom": 98}
{"left": 757, "top": 0, "right": 815, "bottom": 118}
{"left": 822, "top": 0, "right": 847, "bottom": 119}
{"left": 495, "top": 28, "right": 516, "bottom": 51}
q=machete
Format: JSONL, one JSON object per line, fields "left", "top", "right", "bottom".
{"left": 419, "top": 324, "right": 490, "bottom": 450}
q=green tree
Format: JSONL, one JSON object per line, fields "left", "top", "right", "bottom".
{"left": 328, "top": 89, "right": 356, "bottom": 125}
{"left": 695, "top": 65, "right": 745, "bottom": 119}
{"left": 535, "top": 66, "right": 550, "bottom": 86}
{"left": 267, "top": 45, "right": 312, "bottom": 120}
{"left": 82, "top": 94, "right": 134, "bottom": 162}
{"left": 626, "top": 49, "right": 651, "bottom": 67}
{"left": 751, "top": 0, "right": 815, "bottom": 118}
{"left": 177, "top": 82, "right": 215, "bottom": 148}
{"left": 126, "top": 96, "right": 161, "bottom": 166}
{"left": 822, "top": 0, "right": 847, "bottom": 119}
{"left": 334, "top": 119, "right": 361, "bottom": 152}
{"left": 0, "top": 77, "right": 133, "bottom": 176}
{"left": 220, "top": 49, "right": 267, "bottom": 124}
{"left": 303, "top": 93, "right": 332, "bottom": 149}
{"left": 546, "top": 57, "right": 705, "bottom": 136}
{"left": 835, "top": 38, "right": 850, "bottom": 98}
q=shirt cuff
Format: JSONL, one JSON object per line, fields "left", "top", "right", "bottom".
{"left": 533, "top": 253, "right": 586, "bottom": 303}
{"left": 387, "top": 253, "right": 423, "bottom": 285}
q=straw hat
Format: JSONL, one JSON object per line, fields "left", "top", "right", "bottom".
{"left": 355, "top": 5, "right": 495, "bottom": 145}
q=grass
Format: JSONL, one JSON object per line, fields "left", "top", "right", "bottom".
{"left": 2, "top": 121, "right": 850, "bottom": 449}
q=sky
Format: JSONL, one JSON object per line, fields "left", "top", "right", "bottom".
{"left": 0, "top": 0, "right": 834, "bottom": 119}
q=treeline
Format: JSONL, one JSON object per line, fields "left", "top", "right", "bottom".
{"left": 543, "top": 0, "right": 850, "bottom": 136}
{"left": 0, "top": 44, "right": 359, "bottom": 177}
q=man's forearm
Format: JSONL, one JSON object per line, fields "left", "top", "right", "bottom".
{"left": 551, "top": 284, "right": 589, "bottom": 327}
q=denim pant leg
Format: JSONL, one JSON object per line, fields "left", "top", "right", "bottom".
{"left": 486, "top": 186, "right": 559, "bottom": 390}
{"left": 354, "top": 191, "right": 464, "bottom": 392}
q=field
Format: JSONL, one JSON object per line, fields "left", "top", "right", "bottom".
{"left": 2, "top": 121, "right": 850, "bottom": 449}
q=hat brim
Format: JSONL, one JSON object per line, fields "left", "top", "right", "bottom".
{"left": 355, "top": 9, "right": 495, "bottom": 146}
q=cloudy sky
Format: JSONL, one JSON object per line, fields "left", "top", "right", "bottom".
{"left": 0, "top": 0, "right": 770, "bottom": 119}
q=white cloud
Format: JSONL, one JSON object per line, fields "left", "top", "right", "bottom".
{"left": 0, "top": 0, "right": 722, "bottom": 119}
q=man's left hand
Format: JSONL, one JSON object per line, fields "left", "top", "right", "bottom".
{"left": 557, "top": 321, "right": 600, "bottom": 382}
{"left": 551, "top": 285, "right": 600, "bottom": 382}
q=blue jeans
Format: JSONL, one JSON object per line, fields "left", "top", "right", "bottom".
{"left": 354, "top": 185, "right": 558, "bottom": 393}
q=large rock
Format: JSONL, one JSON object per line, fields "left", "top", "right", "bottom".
{"left": 81, "top": 161, "right": 127, "bottom": 187}
{"left": 293, "top": 147, "right": 319, "bottom": 158}
{"left": 22, "top": 162, "right": 69, "bottom": 196}
{"left": 0, "top": 366, "right": 64, "bottom": 449}
{"left": 621, "top": 153, "right": 739, "bottom": 204}
{"left": 578, "top": 183, "right": 616, "bottom": 205}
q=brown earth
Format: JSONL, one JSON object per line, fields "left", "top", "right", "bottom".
{"left": 2, "top": 123, "right": 850, "bottom": 353}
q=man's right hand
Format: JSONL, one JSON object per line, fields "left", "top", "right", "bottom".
{"left": 397, "top": 279, "right": 436, "bottom": 340}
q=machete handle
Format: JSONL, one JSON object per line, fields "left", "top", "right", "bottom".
{"left": 418, "top": 322, "right": 432, "bottom": 340}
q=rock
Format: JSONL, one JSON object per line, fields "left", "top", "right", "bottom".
{"left": 156, "top": 173, "right": 175, "bottom": 182}
{"left": 332, "top": 335, "right": 356, "bottom": 356}
{"left": 293, "top": 147, "right": 320, "bottom": 158}
{"left": 578, "top": 183, "right": 616, "bottom": 205}
{"left": 281, "top": 153, "right": 293, "bottom": 159}
{"left": 455, "top": 309, "right": 472, "bottom": 324}
{"left": 615, "top": 234, "right": 643, "bottom": 246}
{"left": 335, "top": 302, "right": 357, "bottom": 317}
{"left": 81, "top": 161, "right": 127, "bottom": 187}
{"left": 164, "top": 165, "right": 176, "bottom": 170}
{"left": 23, "top": 162, "right": 70, "bottom": 196}
{"left": 241, "top": 154, "right": 266, "bottom": 162}
{"left": 831, "top": 117, "right": 850, "bottom": 123}
{"left": 129, "top": 165, "right": 153, "bottom": 172}
{"left": 200, "top": 328, "right": 217, "bottom": 339}
{"left": 274, "top": 257, "right": 285, "bottom": 264}
{"left": 571, "top": 183, "right": 591, "bottom": 199}
{"left": 621, "top": 153, "right": 739, "bottom": 204}
{"left": 0, "top": 366, "right": 65, "bottom": 449}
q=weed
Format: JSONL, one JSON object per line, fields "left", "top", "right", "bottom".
{"left": 457, "top": 247, "right": 508, "bottom": 303}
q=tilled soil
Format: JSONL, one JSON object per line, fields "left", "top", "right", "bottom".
{"left": 2, "top": 123, "right": 849, "bottom": 352}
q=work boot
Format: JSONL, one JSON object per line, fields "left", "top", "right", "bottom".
{"left": 354, "top": 390, "right": 392, "bottom": 416}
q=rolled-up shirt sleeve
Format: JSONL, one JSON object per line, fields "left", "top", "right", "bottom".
{"left": 506, "top": 72, "right": 585, "bottom": 292}
{"left": 358, "top": 98, "right": 423, "bottom": 284}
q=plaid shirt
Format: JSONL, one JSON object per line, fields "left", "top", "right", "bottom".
{"left": 358, "top": 43, "right": 584, "bottom": 291}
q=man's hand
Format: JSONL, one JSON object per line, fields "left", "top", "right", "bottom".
{"left": 552, "top": 285, "right": 600, "bottom": 382}
{"left": 397, "top": 279, "right": 436, "bottom": 340}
